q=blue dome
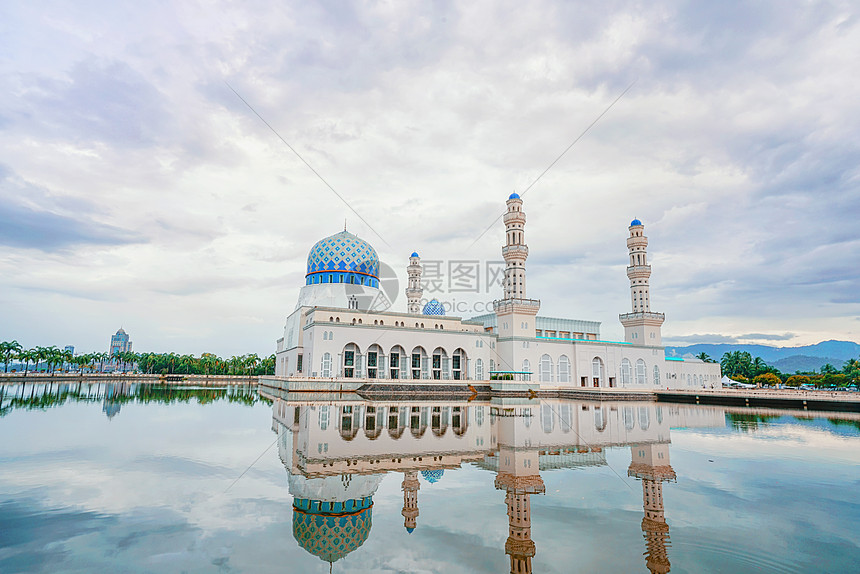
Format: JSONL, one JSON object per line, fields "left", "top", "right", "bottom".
{"left": 293, "top": 497, "right": 373, "bottom": 563}
{"left": 305, "top": 230, "right": 380, "bottom": 287}
{"left": 508, "top": 192, "right": 520, "bottom": 199}
{"left": 410, "top": 251, "right": 419, "bottom": 258}
{"left": 421, "top": 469, "right": 444, "bottom": 484}
{"left": 630, "top": 218, "right": 642, "bottom": 226}
{"left": 422, "top": 299, "right": 445, "bottom": 316}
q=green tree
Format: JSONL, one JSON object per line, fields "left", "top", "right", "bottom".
{"left": 820, "top": 363, "right": 838, "bottom": 374}
{"left": 1, "top": 341, "right": 23, "bottom": 373}
{"left": 785, "top": 375, "right": 810, "bottom": 387}
{"left": 753, "top": 372, "right": 781, "bottom": 387}
{"left": 18, "top": 348, "right": 37, "bottom": 375}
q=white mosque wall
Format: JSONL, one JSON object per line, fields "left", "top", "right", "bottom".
{"left": 273, "top": 398, "right": 727, "bottom": 475}
{"left": 275, "top": 308, "right": 723, "bottom": 391}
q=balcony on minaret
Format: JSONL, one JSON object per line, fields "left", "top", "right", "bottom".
{"left": 494, "top": 298, "right": 541, "bottom": 313}
{"left": 502, "top": 245, "right": 529, "bottom": 257}
{"left": 626, "top": 264, "right": 651, "bottom": 277}
{"left": 620, "top": 311, "right": 665, "bottom": 323}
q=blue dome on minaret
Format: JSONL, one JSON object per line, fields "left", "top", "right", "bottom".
{"left": 305, "top": 230, "right": 380, "bottom": 287}
{"left": 509, "top": 192, "right": 520, "bottom": 199}
{"left": 630, "top": 218, "right": 642, "bottom": 226}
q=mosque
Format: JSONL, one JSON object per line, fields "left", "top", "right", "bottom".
{"left": 274, "top": 194, "right": 721, "bottom": 390}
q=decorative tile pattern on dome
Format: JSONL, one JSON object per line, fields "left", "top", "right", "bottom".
{"left": 422, "top": 299, "right": 446, "bottom": 316}
{"left": 421, "top": 469, "right": 444, "bottom": 483}
{"left": 293, "top": 497, "right": 373, "bottom": 563}
{"left": 306, "top": 231, "right": 380, "bottom": 279}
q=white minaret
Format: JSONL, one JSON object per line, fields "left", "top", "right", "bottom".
{"left": 494, "top": 193, "right": 540, "bottom": 368}
{"left": 620, "top": 219, "right": 664, "bottom": 345}
{"left": 503, "top": 193, "right": 528, "bottom": 300}
{"left": 406, "top": 252, "right": 423, "bottom": 314}
{"left": 627, "top": 219, "right": 651, "bottom": 312}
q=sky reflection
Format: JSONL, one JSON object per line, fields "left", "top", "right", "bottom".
{"left": 0, "top": 383, "right": 858, "bottom": 573}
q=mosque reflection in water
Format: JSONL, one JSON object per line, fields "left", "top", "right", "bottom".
{"left": 271, "top": 397, "right": 725, "bottom": 573}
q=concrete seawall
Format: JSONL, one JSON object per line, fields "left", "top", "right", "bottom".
{"left": 257, "top": 376, "right": 860, "bottom": 412}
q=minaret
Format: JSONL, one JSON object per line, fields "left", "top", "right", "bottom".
{"left": 494, "top": 194, "right": 540, "bottom": 354}
{"left": 628, "top": 443, "right": 676, "bottom": 574}
{"left": 495, "top": 446, "right": 544, "bottom": 574}
{"left": 619, "top": 219, "right": 665, "bottom": 345}
{"left": 503, "top": 193, "right": 528, "bottom": 300}
{"left": 401, "top": 471, "right": 420, "bottom": 533}
{"left": 406, "top": 252, "right": 423, "bottom": 314}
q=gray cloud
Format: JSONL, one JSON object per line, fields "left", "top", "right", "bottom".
{"left": 0, "top": 167, "right": 143, "bottom": 251}
{"left": 1, "top": 0, "right": 858, "bottom": 353}
{"left": 664, "top": 334, "right": 739, "bottom": 344}
{"left": 739, "top": 333, "right": 795, "bottom": 341}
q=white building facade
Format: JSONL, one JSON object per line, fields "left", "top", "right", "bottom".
{"left": 275, "top": 195, "right": 721, "bottom": 390}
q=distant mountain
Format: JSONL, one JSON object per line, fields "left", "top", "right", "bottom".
{"left": 665, "top": 340, "right": 860, "bottom": 371}
{"left": 770, "top": 355, "right": 845, "bottom": 373}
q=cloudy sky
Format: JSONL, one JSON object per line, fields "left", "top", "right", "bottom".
{"left": 1, "top": 0, "right": 858, "bottom": 356}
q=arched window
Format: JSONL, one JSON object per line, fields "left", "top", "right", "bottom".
{"left": 636, "top": 359, "right": 647, "bottom": 385}
{"left": 323, "top": 331, "right": 328, "bottom": 341}
{"left": 558, "top": 355, "right": 571, "bottom": 383}
{"left": 620, "top": 359, "right": 632, "bottom": 385}
{"left": 539, "top": 354, "right": 553, "bottom": 383}
{"left": 623, "top": 406, "right": 635, "bottom": 430}
{"left": 687, "top": 374, "right": 692, "bottom": 386}
{"left": 411, "top": 346, "right": 427, "bottom": 379}
{"left": 321, "top": 352, "right": 332, "bottom": 378}
{"left": 639, "top": 407, "right": 650, "bottom": 431}
{"left": 592, "top": 357, "right": 604, "bottom": 386}
{"left": 475, "top": 358, "right": 484, "bottom": 380}
{"left": 653, "top": 365, "right": 660, "bottom": 386}
{"left": 594, "top": 407, "right": 607, "bottom": 431}
{"left": 522, "top": 358, "right": 531, "bottom": 381}
{"left": 541, "top": 404, "right": 554, "bottom": 433}
{"left": 318, "top": 406, "right": 329, "bottom": 430}
{"left": 452, "top": 348, "right": 466, "bottom": 380}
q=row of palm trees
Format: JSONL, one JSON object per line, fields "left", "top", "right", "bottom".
{"left": 0, "top": 340, "right": 275, "bottom": 376}
{"left": 134, "top": 352, "right": 275, "bottom": 376}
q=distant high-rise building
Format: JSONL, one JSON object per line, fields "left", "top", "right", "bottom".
{"left": 109, "top": 328, "right": 132, "bottom": 356}
{"left": 64, "top": 345, "right": 74, "bottom": 355}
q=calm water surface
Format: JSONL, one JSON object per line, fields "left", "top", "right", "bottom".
{"left": 0, "top": 382, "right": 858, "bottom": 573}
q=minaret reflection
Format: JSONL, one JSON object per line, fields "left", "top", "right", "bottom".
{"left": 493, "top": 407, "right": 545, "bottom": 574}
{"left": 401, "top": 471, "right": 420, "bottom": 533}
{"left": 628, "top": 443, "right": 676, "bottom": 574}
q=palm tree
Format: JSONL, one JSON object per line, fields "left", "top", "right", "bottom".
{"left": 18, "top": 348, "right": 35, "bottom": 375}
{"left": 245, "top": 353, "right": 260, "bottom": 376}
{"left": 696, "top": 352, "right": 713, "bottom": 363}
{"left": 1, "top": 340, "right": 23, "bottom": 373}
{"left": 61, "top": 349, "right": 74, "bottom": 373}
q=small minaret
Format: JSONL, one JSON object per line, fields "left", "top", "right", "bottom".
{"left": 628, "top": 443, "right": 676, "bottom": 574}
{"left": 503, "top": 193, "right": 528, "bottom": 300}
{"left": 406, "top": 252, "right": 423, "bottom": 314}
{"left": 401, "top": 471, "right": 420, "bottom": 533}
{"left": 620, "top": 219, "right": 665, "bottom": 345}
